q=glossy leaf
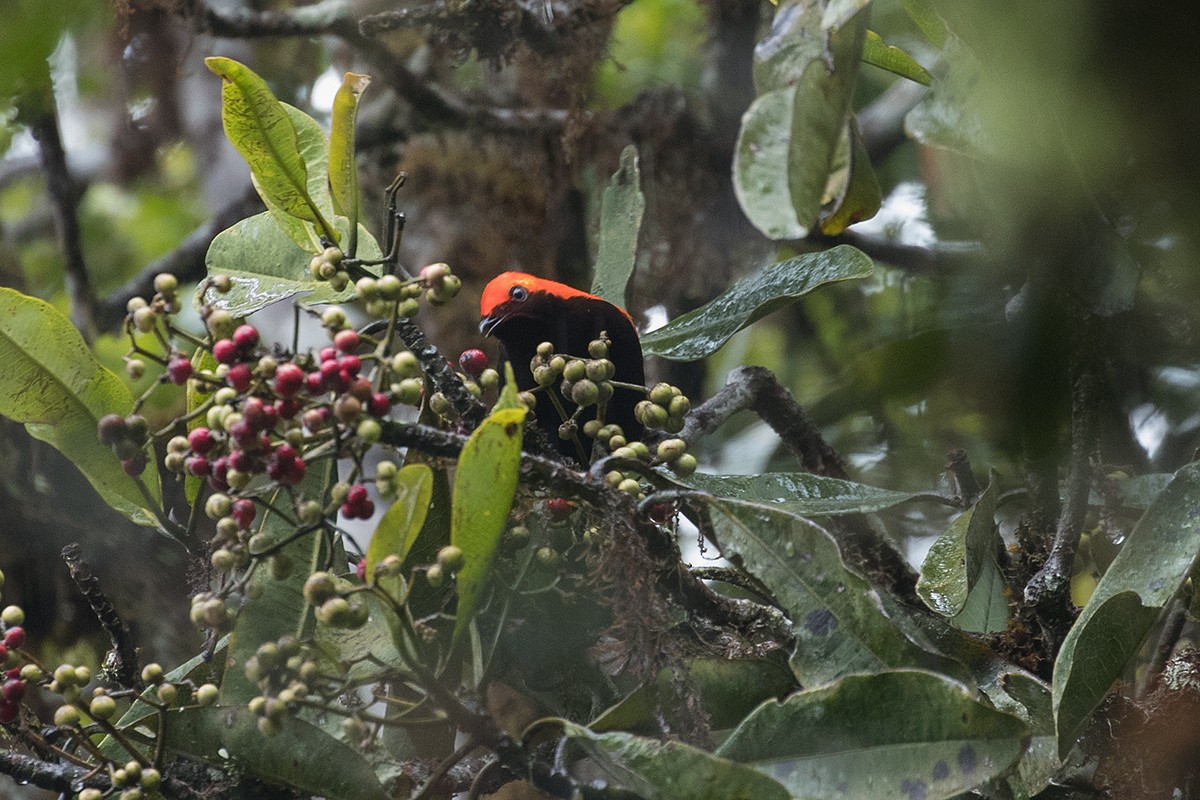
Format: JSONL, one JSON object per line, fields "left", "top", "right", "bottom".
{"left": 164, "top": 706, "right": 388, "bottom": 800}
{"left": 681, "top": 470, "right": 920, "bottom": 516}
{"left": 701, "top": 496, "right": 965, "bottom": 686}
{"left": 717, "top": 670, "right": 1028, "bottom": 800}
{"left": 732, "top": 86, "right": 808, "bottom": 239}
{"left": 329, "top": 73, "right": 370, "bottom": 254}
{"left": 753, "top": 0, "right": 824, "bottom": 94}
{"left": 0, "top": 288, "right": 159, "bottom": 528}
{"left": 450, "top": 405, "right": 526, "bottom": 646}
{"left": 818, "top": 118, "right": 882, "bottom": 235}
{"left": 590, "top": 657, "right": 795, "bottom": 733}
{"left": 861, "top": 30, "right": 933, "bottom": 85}
{"left": 591, "top": 144, "right": 644, "bottom": 308}
{"left": 205, "top": 57, "right": 337, "bottom": 242}
{"left": 365, "top": 463, "right": 433, "bottom": 581}
{"left": 254, "top": 104, "right": 338, "bottom": 254}
{"left": 563, "top": 722, "right": 790, "bottom": 800}
{"left": 204, "top": 212, "right": 380, "bottom": 316}
{"left": 917, "top": 476, "right": 999, "bottom": 617}
{"left": 949, "top": 555, "right": 1009, "bottom": 634}
{"left": 641, "top": 246, "right": 873, "bottom": 361}
{"left": 1054, "top": 462, "right": 1200, "bottom": 756}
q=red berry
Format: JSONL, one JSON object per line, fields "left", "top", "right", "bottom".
{"left": 228, "top": 449, "right": 255, "bottom": 472}
{"left": 304, "top": 371, "right": 326, "bottom": 394}
{"left": 368, "top": 393, "right": 391, "bottom": 417}
{"left": 188, "top": 427, "right": 215, "bottom": 455}
{"left": 359, "top": 498, "right": 375, "bottom": 518}
{"left": 0, "top": 646, "right": 6, "bottom": 663}
{"left": 282, "top": 456, "right": 306, "bottom": 485}
{"left": 356, "top": 559, "right": 367, "bottom": 579}
{"left": 227, "top": 418, "right": 254, "bottom": 447}
{"left": 208, "top": 456, "right": 230, "bottom": 491}
{"left": 212, "top": 339, "right": 239, "bottom": 365}
{"left": 3, "top": 628, "right": 25, "bottom": 650}
{"left": 242, "top": 397, "right": 265, "bottom": 427}
{"left": 167, "top": 356, "right": 194, "bottom": 385}
{"left": 231, "top": 498, "right": 256, "bottom": 529}
{"left": 185, "top": 455, "right": 211, "bottom": 477}
{"left": 2, "top": 679, "right": 24, "bottom": 703}
{"left": 319, "top": 347, "right": 338, "bottom": 363}
{"left": 346, "top": 485, "right": 369, "bottom": 506}
{"left": 339, "top": 355, "right": 362, "bottom": 376}
{"left": 459, "top": 349, "right": 488, "bottom": 377}
{"left": 227, "top": 363, "right": 253, "bottom": 392}
{"left": 0, "top": 700, "right": 17, "bottom": 724}
{"left": 349, "top": 377, "right": 373, "bottom": 401}
{"left": 266, "top": 457, "right": 287, "bottom": 482}
{"left": 233, "top": 324, "right": 260, "bottom": 351}
{"left": 334, "top": 329, "right": 360, "bottom": 353}
{"left": 274, "top": 363, "right": 304, "bottom": 397}
{"left": 122, "top": 454, "right": 148, "bottom": 476}
{"left": 277, "top": 398, "right": 300, "bottom": 419}
{"left": 544, "top": 498, "right": 575, "bottom": 522}
{"left": 274, "top": 443, "right": 297, "bottom": 461}
{"left": 3, "top": 668, "right": 15, "bottom": 680}
{"left": 97, "top": 414, "right": 127, "bottom": 445}
{"left": 647, "top": 502, "right": 676, "bottom": 526}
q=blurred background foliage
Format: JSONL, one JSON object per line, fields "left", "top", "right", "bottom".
{"left": 1, "top": 0, "right": 1199, "bottom": 793}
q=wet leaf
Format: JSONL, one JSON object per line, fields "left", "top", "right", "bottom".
{"left": 818, "top": 117, "right": 882, "bottom": 235}
{"left": 949, "top": 556, "right": 1010, "bottom": 634}
{"left": 450, "top": 406, "right": 526, "bottom": 646}
{"left": 365, "top": 464, "right": 433, "bottom": 581}
{"left": 0, "top": 288, "right": 160, "bottom": 528}
{"left": 917, "top": 476, "right": 999, "bottom": 617}
{"left": 591, "top": 144, "right": 644, "bottom": 308}
{"left": 822, "top": 0, "right": 871, "bottom": 30}
{"left": 861, "top": 30, "right": 933, "bottom": 85}
{"left": 904, "top": 38, "right": 991, "bottom": 156}
{"left": 205, "top": 57, "right": 337, "bottom": 242}
{"left": 681, "top": 470, "right": 921, "bottom": 516}
{"left": 701, "top": 497, "right": 965, "bottom": 686}
{"left": 1054, "top": 462, "right": 1200, "bottom": 756}
{"left": 733, "top": 86, "right": 808, "bottom": 240}
{"left": 164, "top": 706, "right": 389, "bottom": 800}
{"left": 329, "top": 73, "right": 369, "bottom": 254}
{"left": 563, "top": 722, "right": 790, "bottom": 800}
{"left": 900, "top": 0, "right": 948, "bottom": 47}
{"left": 753, "top": 0, "right": 824, "bottom": 94}
{"left": 717, "top": 670, "right": 1028, "bottom": 800}
{"left": 641, "top": 246, "right": 873, "bottom": 361}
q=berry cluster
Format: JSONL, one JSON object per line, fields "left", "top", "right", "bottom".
{"left": 0, "top": 593, "right": 27, "bottom": 725}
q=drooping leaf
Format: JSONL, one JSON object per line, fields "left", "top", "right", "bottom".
{"left": 732, "top": 86, "right": 808, "bottom": 240}
{"left": 365, "top": 464, "right": 433, "bottom": 581}
{"left": 450, "top": 405, "right": 526, "bottom": 646}
{"left": 640, "top": 246, "right": 873, "bottom": 361}
{"left": 329, "top": 73, "right": 370, "bottom": 255}
{"left": 701, "top": 497, "right": 965, "bottom": 686}
{"left": 164, "top": 706, "right": 389, "bottom": 800}
{"left": 861, "top": 30, "right": 933, "bottom": 85}
{"left": 917, "top": 475, "right": 999, "bottom": 618}
{"left": 204, "top": 212, "right": 380, "bottom": 316}
{"left": 0, "top": 288, "right": 160, "bottom": 528}
{"left": 1054, "top": 462, "right": 1200, "bottom": 756}
{"left": 753, "top": 0, "right": 824, "bottom": 94}
{"left": 591, "top": 144, "right": 644, "bottom": 308}
{"left": 563, "top": 722, "right": 790, "bottom": 800}
{"left": 717, "top": 670, "right": 1028, "bottom": 800}
{"left": 681, "top": 470, "right": 921, "bottom": 516}
{"left": 204, "top": 57, "right": 337, "bottom": 242}
{"left": 949, "top": 556, "right": 1009, "bottom": 634}
{"left": 818, "top": 118, "right": 882, "bottom": 235}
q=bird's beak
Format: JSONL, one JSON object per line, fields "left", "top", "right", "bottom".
{"left": 479, "top": 315, "right": 499, "bottom": 336}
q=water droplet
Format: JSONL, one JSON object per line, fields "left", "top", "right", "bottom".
{"left": 785, "top": 541, "right": 795, "bottom": 557}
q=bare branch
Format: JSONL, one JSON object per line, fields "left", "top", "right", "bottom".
{"left": 62, "top": 543, "right": 143, "bottom": 691}
{"left": 0, "top": 750, "right": 104, "bottom": 795}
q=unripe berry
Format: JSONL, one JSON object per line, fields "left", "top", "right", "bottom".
{"left": 157, "top": 683, "right": 177, "bottom": 705}
{"left": 211, "top": 274, "right": 232, "bottom": 293}
{"left": 54, "top": 704, "right": 80, "bottom": 727}
{"left": 132, "top": 306, "right": 158, "bottom": 333}
{"left": 126, "top": 359, "right": 146, "bottom": 380}
{"left": 195, "top": 683, "right": 219, "bottom": 706}
{"left": 535, "top": 546, "right": 559, "bottom": 567}
{"left": 425, "top": 564, "right": 444, "bottom": 588}
{"left": 303, "top": 572, "right": 337, "bottom": 605}
{"left": 563, "top": 359, "right": 587, "bottom": 382}
{"left": 656, "top": 439, "right": 687, "bottom": 463}
{"left": 618, "top": 478, "right": 642, "bottom": 495}
{"left": 89, "top": 694, "right": 117, "bottom": 720}
{"left": 141, "top": 663, "right": 164, "bottom": 685}
{"left": 315, "top": 597, "right": 351, "bottom": 625}
{"left": 356, "top": 418, "right": 382, "bottom": 443}
{"left": 436, "top": 545, "right": 465, "bottom": 573}
{"left": 211, "top": 549, "right": 236, "bottom": 573}
{"left": 571, "top": 379, "right": 600, "bottom": 407}
{"left": 588, "top": 339, "right": 609, "bottom": 358}
{"left": 671, "top": 453, "right": 698, "bottom": 477}
{"left": 126, "top": 297, "right": 148, "bottom": 314}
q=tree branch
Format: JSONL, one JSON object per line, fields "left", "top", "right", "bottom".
{"left": 193, "top": 0, "right": 359, "bottom": 37}
{"left": 0, "top": 750, "right": 104, "bottom": 795}
{"left": 62, "top": 543, "right": 143, "bottom": 691}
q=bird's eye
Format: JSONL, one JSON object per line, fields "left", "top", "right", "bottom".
{"left": 509, "top": 285, "right": 529, "bottom": 302}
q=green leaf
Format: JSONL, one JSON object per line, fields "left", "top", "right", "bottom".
{"left": 640, "top": 246, "right": 873, "bottom": 361}
{"left": 949, "top": 555, "right": 1010, "bottom": 634}
{"left": 818, "top": 118, "right": 882, "bottom": 235}
{"left": 253, "top": 104, "right": 339, "bottom": 254}
{"left": 861, "top": 30, "right": 933, "bottom": 85}
{"left": 917, "top": 476, "right": 999, "bottom": 618}
{"left": 904, "top": 37, "right": 991, "bottom": 156}
{"left": 590, "top": 657, "right": 796, "bottom": 733}
{"left": 0, "top": 288, "right": 160, "bottom": 528}
{"left": 164, "top": 706, "right": 389, "bottom": 800}
{"left": 365, "top": 464, "right": 433, "bottom": 581}
{"left": 822, "top": 0, "right": 871, "bottom": 30}
{"left": 591, "top": 144, "right": 645, "bottom": 308}
{"left": 900, "top": 0, "right": 948, "bottom": 47}
{"left": 450, "top": 405, "right": 526, "bottom": 646}
{"left": 732, "top": 86, "right": 808, "bottom": 240}
{"left": 1111, "top": 472, "right": 1173, "bottom": 510}
{"left": 204, "top": 57, "right": 337, "bottom": 243}
{"left": 680, "top": 470, "right": 921, "bottom": 516}
{"left": 701, "top": 497, "right": 965, "bottom": 686}
{"left": 717, "top": 670, "right": 1028, "bottom": 800}
{"left": 563, "top": 722, "right": 790, "bottom": 800}
{"left": 753, "top": 0, "right": 824, "bottom": 94}
{"left": 329, "top": 73, "right": 370, "bottom": 255}
{"left": 1053, "top": 462, "right": 1200, "bottom": 756}
{"left": 204, "top": 212, "right": 381, "bottom": 317}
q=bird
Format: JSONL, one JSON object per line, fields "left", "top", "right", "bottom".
{"left": 479, "top": 272, "right": 645, "bottom": 461}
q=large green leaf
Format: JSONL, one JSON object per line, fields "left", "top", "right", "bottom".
{"left": 861, "top": 30, "right": 933, "bottom": 85}
{"left": 904, "top": 37, "right": 991, "bottom": 156}
{"left": 329, "top": 73, "right": 370, "bottom": 254}
{"left": 204, "top": 212, "right": 380, "bottom": 316}
{"left": 563, "top": 722, "right": 790, "bottom": 800}
{"left": 450, "top": 405, "right": 526, "bottom": 646}
{"left": 818, "top": 118, "right": 882, "bottom": 235}
{"left": 365, "top": 464, "right": 433, "bottom": 581}
{"left": 1053, "top": 462, "right": 1200, "bottom": 756}
{"left": 917, "top": 476, "right": 999, "bottom": 618}
{"left": 753, "top": 0, "right": 824, "bottom": 94}
{"left": 0, "top": 288, "right": 159, "bottom": 528}
{"left": 732, "top": 86, "right": 808, "bottom": 240}
{"left": 164, "top": 706, "right": 388, "bottom": 800}
{"left": 717, "top": 670, "right": 1028, "bottom": 800}
{"left": 640, "top": 246, "right": 873, "bottom": 361}
{"left": 681, "top": 470, "right": 921, "bottom": 516}
{"left": 253, "top": 104, "right": 338, "bottom": 254}
{"left": 591, "top": 144, "right": 644, "bottom": 308}
{"left": 701, "top": 497, "right": 964, "bottom": 686}
{"left": 205, "top": 57, "right": 337, "bottom": 242}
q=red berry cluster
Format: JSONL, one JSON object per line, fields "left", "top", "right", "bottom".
{"left": 97, "top": 413, "right": 151, "bottom": 476}
{"left": 0, "top": 622, "right": 26, "bottom": 724}
{"left": 341, "top": 484, "right": 374, "bottom": 520}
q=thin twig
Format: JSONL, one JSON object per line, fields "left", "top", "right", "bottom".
{"left": 62, "top": 543, "right": 143, "bottom": 690}
{"left": 0, "top": 750, "right": 104, "bottom": 795}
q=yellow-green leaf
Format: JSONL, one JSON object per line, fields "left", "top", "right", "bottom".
{"left": 366, "top": 464, "right": 433, "bottom": 581}
{"left": 450, "top": 406, "right": 526, "bottom": 646}
{"left": 818, "top": 118, "right": 882, "bottom": 235}
{"left": 329, "top": 72, "right": 370, "bottom": 255}
{"left": 861, "top": 30, "right": 933, "bottom": 86}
